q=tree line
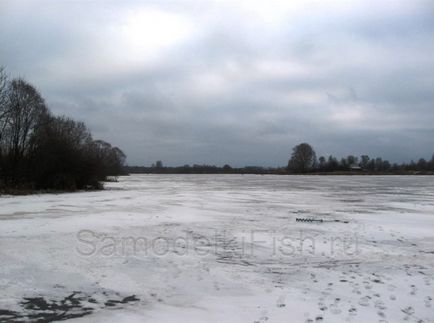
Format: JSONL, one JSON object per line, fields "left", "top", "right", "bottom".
{"left": 128, "top": 144, "right": 434, "bottom": 175}
{"left": 287, "top": 143, "right": 434, "bottom": 174}
{"left": 0, "top": 67, "right": 126, "bottom": 192}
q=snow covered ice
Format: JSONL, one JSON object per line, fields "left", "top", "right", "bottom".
{"left": 1, "top": 174, "right": 434, "bottom": 322}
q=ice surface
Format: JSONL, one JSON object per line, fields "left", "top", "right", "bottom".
{"left": 1, "top": 175, "right": 434, "bottom": 322}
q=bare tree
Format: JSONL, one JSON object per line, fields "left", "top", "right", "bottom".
{"left": 288, "top": 143, "right": 317, "bottom": 173}
{"left": 0, "top": 67, "right": 10, "bottom": 141}
{"left": 5, "top": 78, "right": 47, "bottom": 160}
{"left": 347, "top": 155, "right": 358, "bottom": 166}
{"left": 360, "top": 155, "right": 370, "bottom": 169}
{"left": 155, "top": 160, "right": 163, "bottom": 169}
{"left": 318, "top": 156, "right": 326, "bottom": 170}
{"left": 91, "top": 140, "right": 126, "bottom": 176}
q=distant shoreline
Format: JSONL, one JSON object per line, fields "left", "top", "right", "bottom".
{"left": 124, "top": 168, "right": 434, "bottom": 176}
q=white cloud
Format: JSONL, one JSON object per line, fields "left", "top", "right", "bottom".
{"left": 115, "top": 8, "right": 195, "bottom": 64}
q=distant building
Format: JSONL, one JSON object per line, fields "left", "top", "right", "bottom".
{"left": 350, "top": 165, "right": 362, "bottom": 171}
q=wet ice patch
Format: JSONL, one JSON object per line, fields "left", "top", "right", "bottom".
{"left": 0, "top": 290, "right": 140, "bottom": 322}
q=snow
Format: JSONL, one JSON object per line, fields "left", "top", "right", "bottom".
{"left": 1, "top": 174, "right": 434, "bottom": 322}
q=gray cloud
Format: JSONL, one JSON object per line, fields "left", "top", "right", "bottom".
{"left": 1, "top": 0, "right": 433, "bottom": 166}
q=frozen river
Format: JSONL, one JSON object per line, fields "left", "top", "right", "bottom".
{"left": 1, "top": 175, "right": 434, "bottom": 322}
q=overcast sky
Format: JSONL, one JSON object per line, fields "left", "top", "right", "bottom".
{"left": 1, "top": 0, "right": 433, "bottom": 166}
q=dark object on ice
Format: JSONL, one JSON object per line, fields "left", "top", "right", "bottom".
{"left": 0, "top": 291, "right": 140, "bottom": 323}
{"left": 296, "top": 218, "right": 323, "bottom": 223}
{"left": 105, "top": 295, "right": 140, "bottom": 307}
{"left": 0, "top": 292, "right": 93, "bottom": 323}
{"left": 296, "top": 218, "right": 349, "bottom": 224}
